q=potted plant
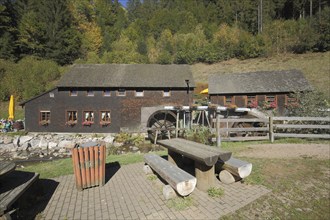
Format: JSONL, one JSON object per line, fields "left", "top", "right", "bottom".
{"left": 82, "top": 121, "right": 94, "bottom": 126}
{"left": 40, "top": 120, "right": 50, "bottom": 126}
{"left": 100, "top": 121, "right": 111, "bottom": 126}
{"left": 66, "top": 120, "right": 77, "bottom": 126}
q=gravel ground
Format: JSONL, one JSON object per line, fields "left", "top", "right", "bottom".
{"left": 237, "top": 143, "right": 330, "bottom": 159}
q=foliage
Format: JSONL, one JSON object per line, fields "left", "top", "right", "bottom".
{"left": 0, "top": 56, "right": 60, "bottom": 101}
{"left": 166, "top": 196, "right": 194, "bottom": 211}
{"left": 185, "top": 126, "right": 213, "bottom": 145}
{"left": 114, "top": 132, "right": 145, "bottom": 146}
{"left": 285, "top": 91, "right": 330, "bottom": 117}
{"left": 207, "top": 187, "right": 225, "bottom": 198}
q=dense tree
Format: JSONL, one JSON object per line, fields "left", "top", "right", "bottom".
{"left": 0, "top": 0, "right": 17, "bottom": 60}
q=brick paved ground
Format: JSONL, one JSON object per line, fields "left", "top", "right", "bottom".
{"left": 42, "top": 162, "right": 270, "bottom": 220}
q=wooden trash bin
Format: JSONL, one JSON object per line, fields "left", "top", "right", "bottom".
{"left": 72, "top": 142, "right": 106, "bottom": 191}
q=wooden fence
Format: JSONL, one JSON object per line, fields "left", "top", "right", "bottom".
{"left": 270, "top": 117, "right": 330, "bottom": 142}
{"left": 212, "top": 117, "right": 330, "bottom": 142}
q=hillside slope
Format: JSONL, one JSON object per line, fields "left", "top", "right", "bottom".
{"left": 191, "top": 52, "right": 330, "bottom": 98}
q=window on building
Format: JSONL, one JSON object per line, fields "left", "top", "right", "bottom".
{"left": 117, "top": 89, "right": 126, "bottom": 96}
{"left": 66, "top": 111, "right": 77, "bottom": 125}
{"left": 225, "top": 96, "right": 233, "bottom": 105}
{"left": 100, "top": 111, "right": 111, "bottom": 126}
{"left": 286, "top": 94, "right": 298, "bottom": 106}
{"left": 87, "top": 89, "right": 94, "bottom": 96}
{"left": 247, "top": 95, "right": 258, "bottom": 108}
{"left": 70, "top": 90, "right": 78, "bottom": 96}
{"left": 82, "top": 111, "right": 94, "bottom": 126}
{"left": 103, "top": 89, "right": 111, "bottom": 97}
{"left": 163, "top": 89, "right": 171, "bottom": 97}
{"left": 40, "top": 111, "right": 50, "bottom": 125}
{"left": 135, "top": 89, "right": 144, "bottom": 97}
{"left": 266, "top": 95, "right": 276, "bottom": 104}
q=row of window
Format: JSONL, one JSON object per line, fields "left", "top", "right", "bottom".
{"left": 224, "top": 94, "right": 298, "bottom": 106}
{"left": 39, "top": 110, "right": 111, "bottom": 126}
{"left": 67, "top": 89, "right": 172, "bottom": 97}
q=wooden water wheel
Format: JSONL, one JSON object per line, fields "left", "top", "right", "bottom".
{"left": 147, "top": 110, "right": 177, "bottom": 142}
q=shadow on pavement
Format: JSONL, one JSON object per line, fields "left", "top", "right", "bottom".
{"left": 105, "top": 162, "right": 121, "bottom": 184}
{"left": 11, "top": 178, "right": 59, "bottom": 220}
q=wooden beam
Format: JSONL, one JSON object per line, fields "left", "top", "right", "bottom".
{"left": 144, "top": 154, "right": 196, "bottom": 196}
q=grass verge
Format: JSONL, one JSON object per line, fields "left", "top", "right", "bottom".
{"left": 18, "top": 150, "right": 167, "bottom": 179}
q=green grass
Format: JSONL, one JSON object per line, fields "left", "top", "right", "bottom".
{"left": 0, "top": 101, "right": 24, "bottom": 120}
{"left": 207, "top": 187, "right": 224, "bottom": 198}
{"left": 18, "top": 150, "right": 167, "bottom": 179}
{"left": 167, "top": 196, "right": 194, "bottom": 211}
{"left": 192, "top": 52, "right": 330, "bottom": 99}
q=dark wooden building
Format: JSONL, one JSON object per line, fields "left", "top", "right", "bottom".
{"left": 208, "top": 70, "right": 312, "bottom": 115}
{"left": 20, "top": 64, "right": 195, "bottom": 133}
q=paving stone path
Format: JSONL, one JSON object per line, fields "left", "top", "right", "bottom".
{"left": 42, "top": 162, "right": 270, "bottom": 219}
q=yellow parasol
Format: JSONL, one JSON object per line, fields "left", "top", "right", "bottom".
{"left": 200, "top": 88, "right": 208, "bottom": 94}
{"left": 8, "top": 95, "right": 15, "bottom": 120}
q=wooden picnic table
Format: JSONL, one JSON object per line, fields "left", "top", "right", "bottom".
{"left": 157, "top": 138, "right": 232, "bottom": 191}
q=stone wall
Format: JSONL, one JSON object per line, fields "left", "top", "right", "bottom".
{"left": 0, "top": 133, "right": 116, "bottom": 161}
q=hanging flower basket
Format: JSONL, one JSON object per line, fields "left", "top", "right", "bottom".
{"left": 66, "top": 120, "right": 77, "bottom": 126}
{"left": 40, "top": 120, "right": 50, "bottom": 126}
{"left": 82, "top": 121, "right": 94, "bottom": 126}
{"left": 100, "top": 121, "right": 111, "bottom": 126}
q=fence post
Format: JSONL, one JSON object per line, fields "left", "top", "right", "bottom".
{"left": 176, "top": 110, "right": 179, "bottom": 138}
{"left": 216, "top": 109, "right": 221, "bottom": 148}
{"left": 269, "top": 116, "right": 274, "bottom": 143}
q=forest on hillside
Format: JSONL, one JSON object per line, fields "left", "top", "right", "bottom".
{"left": 0, "top": 0, "right": 329, "bottom": 101}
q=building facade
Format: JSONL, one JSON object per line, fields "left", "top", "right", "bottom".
{"left": 208, "top": 70, "right": 312, "bottom": 115}
{"left": 20, "top": 64, "right": 195, "bottom": 133}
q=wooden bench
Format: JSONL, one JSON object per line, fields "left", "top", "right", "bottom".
{"left": 157, "top": 138, "right": 232, "bottom": 191}
{"left": 144, "top": 154, "right": 196, "bottom": 197}
{"left": 216, "top": 157, "right": 252, "bottom": 184}
{"left": 0, "top": 170, "right": 39, "bottom": 216}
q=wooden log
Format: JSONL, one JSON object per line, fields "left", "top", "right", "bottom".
{"left": 78, "top": 148, "right": 87, "bottom": 189}
{"left": 163, "top": 185, "right": 178, "bottom": 200}
{"left": 195, "top": 161, "right": 215, "bottom": 191}
{"left": 144, "top": 154, "right": 196, "bottom": 196}
{"left": 89, "top": 147, "right": 95, "bottom": 186}
{"left": 219, "top": 170, "right": 236, "bottom": 184}
{"left": 84, "top": 147, "right": 91, "bottom": 188}
{"left": 72, "top": 148, "right": 82, "bottom": 191}
{"left": 94, "top": 146, "right": 99, "bottom": 186}
{"left": 217, "top": 157, "right": 252, "bottom": 179}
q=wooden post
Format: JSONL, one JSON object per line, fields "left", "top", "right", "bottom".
{"left": 176, "top": 110, "right": 179, "bottom": 138}
{"left": 78, "top": 148, "right": 86, "bottom": 189}
{"left": 72, "top": 148, "right": 82, "bottom": 191}
{"left": 94, "top": 146, "right": 99, "bottom": 186}
{"left": 269, "top": 116, "right": 274, "bottom": 143}
{"left": 216, "top": 110, "right": 221, "bottom": 148}
{"left": 89, "top": 147, "right": 95, "bottom": 186}
{"left": 84, "top": 147, "right": 91, "bottom": 188}
{"left": 195, "top": 161, "right": 215, "bottom": 191}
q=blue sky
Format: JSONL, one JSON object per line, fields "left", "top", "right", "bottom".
{"left": 118, "top": 0, "right": 128, "bottom": 7}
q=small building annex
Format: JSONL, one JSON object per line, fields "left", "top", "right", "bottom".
{"left": 208, "top": 69, "right": 312, "bottom": 115}
{"left": 20, "top": 64, "right": 195, "bottom": 133}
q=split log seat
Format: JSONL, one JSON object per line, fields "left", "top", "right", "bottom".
{"left": 217, "top": 157, "right": 252, "bottom": 184}
{"left": 144, "top": 154, "right": 196, "bottom": 196}
{"left": 157, "top": 138, "right": 232, "bottom": 191}
{"left": 0, "top": 170, "right": 39, "bottom": 216}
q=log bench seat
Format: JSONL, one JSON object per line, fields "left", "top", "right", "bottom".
{"left": 157, "top": 138, "right": 232, "bottom": 191}
{"left": 217, "top": 157, "right": 252, "bottom": 184}
{"left": 144, "top": 154, "right": 196, "bottom": 196}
